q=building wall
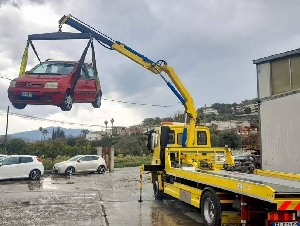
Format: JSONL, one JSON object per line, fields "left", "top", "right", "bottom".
{"left": 260, "top": 93, "right": 300, "bottom": 174}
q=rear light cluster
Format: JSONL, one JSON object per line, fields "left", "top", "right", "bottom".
{"left": 268, "top": 212, "right": 296, "bottom": 221}
{"left": 36, "top": 157, "right": 42, "bottom": 162}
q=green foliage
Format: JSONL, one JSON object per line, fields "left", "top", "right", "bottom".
{"left": 51, "top": 127, "right": 66, "bottom": 140}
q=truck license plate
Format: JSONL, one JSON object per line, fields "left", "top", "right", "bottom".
{"left": 21, "top": 92, "right": 33, "bottom": 97}
{"left": 272, "top": 222, "right": 300, "bottom": 226}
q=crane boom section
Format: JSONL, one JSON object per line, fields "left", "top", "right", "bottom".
{"left": 59, "top": 14, "right": 197, "bottom": 146}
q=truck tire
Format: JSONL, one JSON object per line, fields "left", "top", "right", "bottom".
{"left": 153, "top": 181, "right": 164, "bottom": 200}
{"left": 201, "top": 190, "right": 221, "bottom": 226}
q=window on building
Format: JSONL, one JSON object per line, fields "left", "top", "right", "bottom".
{"left": 291, "top": 56, "right": 300, "bottom": 89}
{"left": 270, "top": 59, "right": 290, "bottom": 95}
{"left": 269, "top": 56, "right": 300, "bottom": 95}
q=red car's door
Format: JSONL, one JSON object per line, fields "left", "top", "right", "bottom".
{"left": 85, "top": 65, "right": 98, "bottom": 101}
{"left": 74, "top": 67, "right": 89, "bottom": 102}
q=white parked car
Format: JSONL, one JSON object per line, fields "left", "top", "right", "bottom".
{"left": 52, "top": 155, "right": 107, "bottom": 175}
{"left": 0, "top": 155, "right": 44, "bottom": 181}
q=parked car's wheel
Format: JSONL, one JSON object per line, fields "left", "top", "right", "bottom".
{"left": 29, "top": 169, "right": 41, "bottom": 180}
{"left": 97, "top": 165, "right": 106, "bottom": 174}
{"left": 92, "top": 92, "right": 102, "bottom": 108}
{"left": 60, "top": 91, "right": 73, "bottom": 111}
{"left": 65, "top": 166, "right": 75, "bottom": 175}
{"left": 12, "top": 103, "right": 27, "bottom": 109}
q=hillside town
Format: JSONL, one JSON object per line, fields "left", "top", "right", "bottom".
{"left": 85, "top": 102, "right": 260, "bottom": 148}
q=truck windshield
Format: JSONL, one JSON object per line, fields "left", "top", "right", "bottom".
{"left": 28, "top": 62, "right": 76, "bottom": 75}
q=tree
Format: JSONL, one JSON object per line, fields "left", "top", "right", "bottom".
{"left": 42, "top": 129, "right": 49, "bottom": 140}
{"left": 52, "top": 127, "right": 66, "bottom": 140}
{"left": 81, "top": 129, "right": 89, "bottom": 138}
{"left": 218, "top": 130, "right": 241, "bottom": 149}
{"left": 111, "top": 118, "right": 114, "bottom": 135}
{"left": 6, "top": 138, "right": 28, "bottom": 155}
{"left": 104, "top": 120, "right": 108, "bottom": 133}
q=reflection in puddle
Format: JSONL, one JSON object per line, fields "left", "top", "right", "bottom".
{"left": 41, "top": 177, "right": 58, "bottom": 190}
{"left": 150, "top": 206, "right": 200, "bottom": 226}
{"left": 28, "top": 181, "right": 42, "bottom": 190}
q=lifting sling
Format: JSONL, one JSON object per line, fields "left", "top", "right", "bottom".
{"left": 18, "top": 32, "right": 101, "bottom": 97}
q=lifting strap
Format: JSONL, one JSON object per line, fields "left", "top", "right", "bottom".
{"left": 29, "top": 40, "right": 42, "bottom": 65}
{"left": 70, "top": 37, "right": 93, "bottom": 96}
{"left": 18, "top": 40, "right": 43, "bottom": 77}
{"left": 18, "top": 41, "right": 29, "bottom": 77}
{"left": 91, "top": 40, "right": 100, "bottom": 94}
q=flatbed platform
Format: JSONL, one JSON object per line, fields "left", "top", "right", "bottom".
{"left": 204, "top": 170, "right": 300, "bottom": 194}
{"left": 167, "top": 166, "right": 300, "bottom": 205}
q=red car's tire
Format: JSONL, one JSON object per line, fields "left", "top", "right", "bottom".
{"left": 12, "top": 103, "right": 27, "bottom": 109}
{"left": 92, "top": 92, "right": 102, "bottom": 108}
{"left": 60, "top": 91, "right": 73, "bottom": 111}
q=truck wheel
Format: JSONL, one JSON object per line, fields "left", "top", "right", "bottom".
{"left": 201, "top": 191, "right": 221, "bottom": 226}
{"left": 153, "top": 181, "right": 164, "bottom": 200}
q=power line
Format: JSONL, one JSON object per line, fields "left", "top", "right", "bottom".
{"left": 0, "top": 76, "right": 180, "bottom": 108}
{"left": 0, "top": 111, "right": 109, "bottom": 128}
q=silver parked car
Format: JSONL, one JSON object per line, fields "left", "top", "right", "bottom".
{"left": 52, "top": 155, "right": 107, "bottom": 176}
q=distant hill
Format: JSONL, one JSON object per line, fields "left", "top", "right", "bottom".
{"left": 7, "top": 127, "right": 89, "bottom": 141}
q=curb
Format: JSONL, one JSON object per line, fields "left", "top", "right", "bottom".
{"left": 44, "top": 170, "right": 53, "bottom": 174}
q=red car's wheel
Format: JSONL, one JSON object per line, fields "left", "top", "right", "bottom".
{"left": 12, "top": 103, "right": 27, "bottom": 109}
{"left": 92, "top": 92, "right": 102, "bottom": 108}
{"left": 60, "top": 91, "right": 73, "bottom": 111}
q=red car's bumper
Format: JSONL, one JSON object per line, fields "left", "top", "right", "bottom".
{"left": 8, "top": 88, "right": 66, "bottom": 105}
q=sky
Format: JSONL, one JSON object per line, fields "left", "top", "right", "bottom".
{"left": 0, "top": 0, "right": 299, "bottom": 134}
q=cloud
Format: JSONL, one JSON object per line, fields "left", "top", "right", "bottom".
{"left": 1, "top": 0, "right": 300, "bottom": 134}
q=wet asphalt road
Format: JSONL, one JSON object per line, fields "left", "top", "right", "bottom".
{"left": 0, "top": 167, "right": 203, "bottom": 226}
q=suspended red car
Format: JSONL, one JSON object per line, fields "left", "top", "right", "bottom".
{"left": 7, "top": 32, "right": 102, "bottom": 111}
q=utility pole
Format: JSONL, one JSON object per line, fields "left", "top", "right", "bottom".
{"left": 204, "top": 104, "right": 207, "bottom": 125}
{"left": 4, "top": 106, "right": 9, "bottom": 154}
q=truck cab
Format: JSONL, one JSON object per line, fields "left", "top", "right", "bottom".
{"left": 146, "top": 122, "right": 212, "bottom": 168}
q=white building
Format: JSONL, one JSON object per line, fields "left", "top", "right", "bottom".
{"left": 244, "top": 103, "right": 258, "bottom": 114}
{"left": 206, "top": 120, "right": 250, "bottom": 131}
{"left": 86, "top": 132, "right": 104, "bottom": 141}
{"left": 203, "top": 107, "right": 218, "bottom": 115}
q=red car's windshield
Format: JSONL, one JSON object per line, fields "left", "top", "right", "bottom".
{"left": 28, "top": 62, "right": 76, "bottom": 76}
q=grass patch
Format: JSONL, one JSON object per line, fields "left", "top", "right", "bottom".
{"left": 41, "top": 155, "right": 152, "bottom": 170}
{"left": 114, "top": 155, "right": 151, "bottom": 168}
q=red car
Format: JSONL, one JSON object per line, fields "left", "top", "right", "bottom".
{"left": 7, "top": 60, "right": 102, "bottom": 111}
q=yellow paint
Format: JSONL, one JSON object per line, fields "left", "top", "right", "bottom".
{"left": 191, "top": 193, "right": 200, "bottom": 207}
{"left": 164, "top": 183, "right": 180, "bottom": 199}
{"left": 19, "top": 41, "right": 29, "bottom": 77}
{"left": 221, "top": 211, "right": 241, "bottom": 225}
{"left": 166, "top": 167, "right": 276, "bottom": 203}
{"left": 256, "top": 169, "right": 300, "bottom": 181}
{"left": 60, "top": 14, "right": 72, "bottom": 25}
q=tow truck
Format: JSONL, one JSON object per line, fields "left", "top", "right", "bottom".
{"left": 24, "top": 14, "right": 300, "bottom": 226}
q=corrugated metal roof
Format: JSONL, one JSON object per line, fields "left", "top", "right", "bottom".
{"left": 253, "top": 47, "right": 300, "bottom": 64}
